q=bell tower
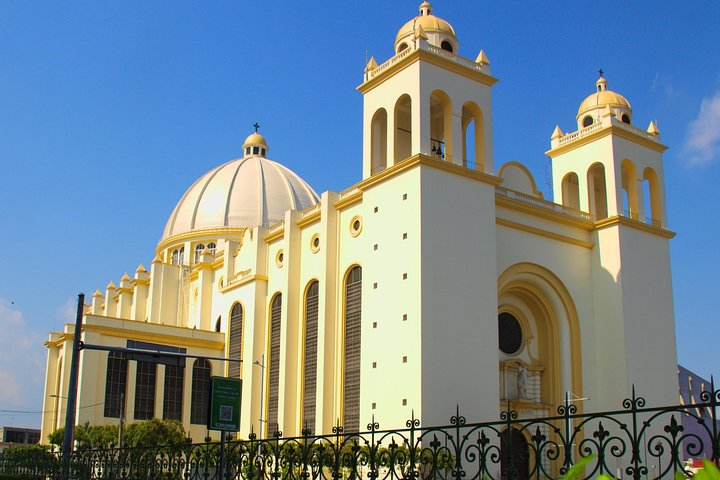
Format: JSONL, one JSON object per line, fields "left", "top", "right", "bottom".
{"left": 548, "top": 73, "right": 668, "bottom": 228}
{"left": 358, "top": 2, "right": 498, "bottom": 179}
{"left": 547, "top": 74, "right": 677, "bottom": 406}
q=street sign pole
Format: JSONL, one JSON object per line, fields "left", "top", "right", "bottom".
{"left": 61, "top": 293, "right": 85, "bottom": 480}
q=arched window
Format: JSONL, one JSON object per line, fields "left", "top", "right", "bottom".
{"left": 134, "top": 361, "right": 156, "bottom": 420}
{"left": 303, "top": 281, "right": 320, "bottom": 432}
{"left": 461, "top": 102, "right": 484, "bottom": 171}
{"left": 163, "top": 363, "right": 184, "bottom": 421}
{"left": 440, "top": 40, "right": 454, "bottom": 52}
{"left": 587, "top": 163, "right": 608, "bottom": 219}
{"left": 621, "top": 114, "right": 631, "bottom": 124}
{"left": 582, "top": 116, "right": 594, "bottom": 128}
{"left": 103, "top": 351, "right": 127, "bottom": 418}
{"left": 643, "top": 167, "right": 662, "bottom": 227}
{"left": 343, "top": 266, "right": 362, "bottom": 432}
{"left": 171, "top": 250, "right": 179, "bottom": 265}
{"left": 621, "top": 159, "right": 639, "bottom": 219}
{"left": 398, "top": 42, "right": 408, "bottom": 53}
{"left": 561, "top": 172, "right": 580, "bottom": 210}
{"left": 215, "top": 316, "right": 222, "bottom": 333}
{"left": 178, "top": 247, "right": 185, "bottom": 265}
{"left": 268, "top": 294, "right": 283, "bottom": 434}
{"left": 394, "top": 95, "right": 412, "bottom": 163}
{"left": 190, "top": 359, "right": 211, "bottom": 424}
{"left": 194, "top": 244, "right": 205, "bottom": 263}
{"left": 228, "top": 303, "right": 243, "bottom": 378}
{"left": 207, "top": 242, "right": 217, "bottom": 255}
{"left": 371, "top": 109, "right": 388, "bottom": 174}
{"left": 430, "top": 90, "right": 453, "bottom": 161}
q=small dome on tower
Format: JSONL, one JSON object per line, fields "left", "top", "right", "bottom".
{"left": 577, "top": 73, "right": 632, "bottom": 129}
{"left": 242, "top": 128, "right": 269, "bottom": 157}
{"left": 395, "top": 2, "right": 458, "bottom": 55}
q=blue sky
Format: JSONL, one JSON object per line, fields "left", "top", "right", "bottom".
{"left": 1, "top": 1, "right": 718, "bottom": 429}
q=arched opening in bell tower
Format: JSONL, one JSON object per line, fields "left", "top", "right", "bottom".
{"left": 587, "top": 163, "right": 608, "bottom": 219}
{"left": 371, "top": 108, "right": 388, "bottom": 174}
{"left": 621, "top": 159, "right": 639, "bottom": 220}
{"left": 394, "top": 94, "right": 413, "bottom": 163}
{"left": 462, "top": 101, "right": 484, "bottom": 170}
{"left": 561, "top": 172, "right": 580, "bottom": 210}
{"left": 430, "top": 90, "right": 453, "bottom": 161}
{"left": 643, "top": 167, "right": 662, "bottom": 227}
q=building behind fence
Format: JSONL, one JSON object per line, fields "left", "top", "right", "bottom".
{"left": 3, "top": 385, "right": 720, "bottom": 480}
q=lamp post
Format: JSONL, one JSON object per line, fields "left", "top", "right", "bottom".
{"left": 564, "top": 391, "right": 590, "bottom": 464}
{"left": 253, "top": 355, "right": 265, "bottom": 438}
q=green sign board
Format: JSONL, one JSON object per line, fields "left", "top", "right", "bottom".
{"left": 208, "top": 376, "right": 242, "bottom": 431}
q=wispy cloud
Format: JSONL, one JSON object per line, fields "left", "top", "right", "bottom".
{"left": 651, "top": 73, "right": 677, "bottom": 98}
{"left": 684, "top": 89, "right": 720, "bottom": 167}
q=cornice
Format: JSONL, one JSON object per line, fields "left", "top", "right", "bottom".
{"left": 547, "top": 125, "right": 667, "bottom": 158}
{"left": 496, "top": 217, "right": 594, "bottom": 249}
{"left": 594, "top": 215, "right": 675, "bottom": 239}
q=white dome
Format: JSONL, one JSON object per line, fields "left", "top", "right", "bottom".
{"left": 162, "top": 155, "right": 320, "bottom": 241}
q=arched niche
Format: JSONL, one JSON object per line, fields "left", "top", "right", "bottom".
{"left": 497, "top": 263, "right": 583, "bottom": 409}
{"left": 461, "top": 101, "right": 484, "bottom": 171}
{"left": 430, "top": 89, "right": 453, "bottom": 161}
{"left": 561, "top": 172, "right": 580, "bottom": 210}
{"left": 587, "top": 163, "right": 608, "bottom": 219}
{"left": 394, "top": 94, "right": 412, "bottom": 163}
{"left": 371, "top": 108, "right": 388, "bottom": 174}
{"left": 643, "top": 167, "right": 662, "bottom": 227}
{"left": 621, "top": 159, "right": 640, "bottom": 219}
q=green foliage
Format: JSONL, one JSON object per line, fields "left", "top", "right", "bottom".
{"left": 75, "top": 422, "right": 119, "bottom": 450}
{"left": 121, "top": 418, "right": 188, "bottom": 448}
{"left": 677, "top": 460, "right": 720, "bottom": 480}
{"left": 46, "top": 427, "right": 64, "bottom": 447}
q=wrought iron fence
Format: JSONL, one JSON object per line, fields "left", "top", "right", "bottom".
{"left": 2, "top": 383, "right": 719, "bottom": 480}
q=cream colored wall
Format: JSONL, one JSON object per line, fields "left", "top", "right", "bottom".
{"left": 419, "top": 166, "right": 500, "bottom": 425}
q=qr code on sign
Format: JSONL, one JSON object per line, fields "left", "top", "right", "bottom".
{"left": 219, "top": 406, "right": 233, "bottom": 421}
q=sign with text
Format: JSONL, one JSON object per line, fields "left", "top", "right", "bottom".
{"left": 208, "top": 376, "right": 242, "bottom": 431}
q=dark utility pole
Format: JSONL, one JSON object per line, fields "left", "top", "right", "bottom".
{"left": 61, "top": 293, "right": 85, "bottom": 480}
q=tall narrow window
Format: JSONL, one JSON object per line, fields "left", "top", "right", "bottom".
{"left": 190, "top": 359, "right": 211, "bottom": 424}
{"left": 207, "top": 242, "right": 217, "bottom": 255}
{"left": 303, "top": 281, "right": 320, "bottom": 432}
{"left": 163, "top": 364, "right": 184, "bottom": 421}
{"left": 134, "top": 361, "right": 156, "bottom": 420}
{"left": 104, "top": 351, "right": 127, "bottom": 418}
{"left": 267, "top": 294, "right": 282, "bottom": 434}
{"left": 343, "top": 266, "right": 362, "bottom": 432}
{"left": 194, "top": 244, "right": 205, "bottom": 263}
{"left": 228, "top": 303, "right": 243, "bottom": 378}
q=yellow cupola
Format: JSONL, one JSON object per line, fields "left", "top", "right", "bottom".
{"left": 394, "top": 2, "right": 458, "bottom": 55}
{"left": 242, "top": 126, "right": 269, "bottom": 157}
{"left": 576, "top": 72, "right": 632, "bottom": 129}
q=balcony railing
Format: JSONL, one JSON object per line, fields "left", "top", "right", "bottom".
{"left": 496, "top": 186, "right": 595, "bottom": 222}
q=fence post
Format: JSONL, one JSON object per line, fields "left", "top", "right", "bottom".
{"left": 451, "top": 405, "right": 465, "bottom": 480}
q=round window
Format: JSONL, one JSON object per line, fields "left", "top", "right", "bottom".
{"left": 275, "top": 250, "right": 285, "bottom": 267}
{"left": 310, "top": 234, "right": 321, "bottom": 253}
{"left": 582, "top": 116, "right": 594, "bottom": 128}
{"left": 350, "top": 216, "right": 363, "bottom": 237}
{"left": 498, "top": 312, "right": 523, "bottom": 355}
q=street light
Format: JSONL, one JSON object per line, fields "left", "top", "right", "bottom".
{"left": 564, "top": 391, "right": 590, "bottom": 464}
{"left": 253, "top": 355, "right": 265, "bottom": 439}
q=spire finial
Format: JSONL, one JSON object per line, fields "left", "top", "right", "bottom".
{"left": 253, "top": 122, "right": 260, "bottom": 133}
{"left": 598, "top": 68, "right": 604, "bottom": 78}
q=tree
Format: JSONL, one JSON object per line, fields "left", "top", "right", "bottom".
{"left": 122, "top": 418, "right": 188, "bottom": 448}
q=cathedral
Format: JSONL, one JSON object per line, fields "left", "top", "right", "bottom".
{"left": 40, "top": 2, "right": 678, "bottom": 443}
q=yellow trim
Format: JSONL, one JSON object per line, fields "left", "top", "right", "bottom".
{"left": 264, "top": 229, "right": 284, "bottom": 244}
{"left": 498, "top": 263, "right": 584, "bottom": 412}
{"left": 131, "top": 278, "right": 150, "bottom": 287}
{"left": 219, "top": 274, "right": 269, "bottom": 294}
{"left": 547, "top": 124, "right": 667, "bottom": 158}
{"left": 334, "top": 191, "right": 363, "bottom": 210}
{"left": 81, "top": 323, "right": 225, "bottom": 350}
{"left": 357, "top": 49, "right": 498, "bottom": 95}
{"left": 495, "top": 195, "right": 594, "bottom": 230}
{"left": 296, "top": 211, "right": 321, "bottom": 228}
{"left": 156, "top": 227, "right": 246, "bottom": 254}
{"left": 496, "top": 218, "right": 593, "bottom": 249}
{"left": 594, "top": 215, "right": 675, "bottom": 238}
{"left": 349, "top": 215, "right": 363, "bottom": 237}
{"left": 310, "top": 233, "right": 321, "bottom": 254}
{"left": 497, "top": 161, "right": 544, "bottom": 198}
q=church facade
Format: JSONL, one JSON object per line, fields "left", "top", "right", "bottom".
{"left": 40, "top": 2, "right": 678, "bottom": 443}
